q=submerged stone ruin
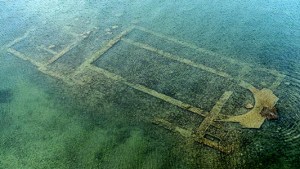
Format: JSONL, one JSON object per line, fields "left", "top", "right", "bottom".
{"left": 4, "top": 23, "right": 285, "bottom": 153}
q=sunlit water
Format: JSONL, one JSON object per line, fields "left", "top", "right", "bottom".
{"left": 1, "top": 1, "right": 300, "bottom": 168}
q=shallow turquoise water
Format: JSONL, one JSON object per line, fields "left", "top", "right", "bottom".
{"left": 1, "top": 1, "right": 300, "bottom": 168}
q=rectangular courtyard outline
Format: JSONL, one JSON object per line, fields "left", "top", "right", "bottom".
{"left": 6, "top": 25, "right": 286, "bottom": 153}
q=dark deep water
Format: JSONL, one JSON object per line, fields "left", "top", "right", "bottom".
{"left": 1, "top": 0, "right": 300, "bottom": 168}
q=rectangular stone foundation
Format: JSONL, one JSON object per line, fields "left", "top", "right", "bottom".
{"left": 6, "top": 25, "right": 285, "bottom": 153}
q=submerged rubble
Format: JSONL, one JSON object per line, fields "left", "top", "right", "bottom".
{"left": 260, "top": 107, "right": 278, "bottom": 120}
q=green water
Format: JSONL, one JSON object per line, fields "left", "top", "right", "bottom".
{"left": 1, "top": 0, "right": 300, "bottom": 168}
{"left": 0, "top": 56, "right": 175, "bottom": 168}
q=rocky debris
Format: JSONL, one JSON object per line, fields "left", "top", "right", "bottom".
{"left": 245, "top": 103, "right": 254, "bottom": 109}
{"left": 260, "top": 107, "right": 278, "bottom": 120}
{"left": 111, "top": 25, "right": 118, "bottom": 29}
{"left": 48, "top": 44, "right": 55, "bottom": 49}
